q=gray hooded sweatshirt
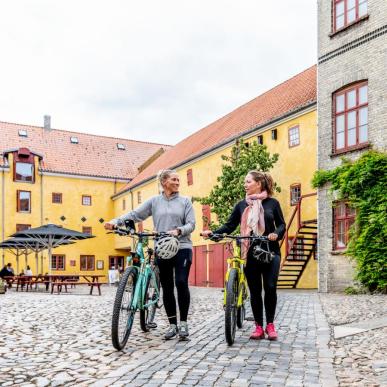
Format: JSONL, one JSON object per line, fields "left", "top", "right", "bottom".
{"left": 110, "top": 193, "right": 196, "bottom": 249}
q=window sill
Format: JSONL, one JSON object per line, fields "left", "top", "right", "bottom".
{"left": 330, "top": 142, "right": 370, "bottom": 157}
{"left": 329, "top": 15, "right": 369, "bottom": 38}
{"left": 331, "top": 249, "right": 348, "bottom": 255}
{"left": 14, "top": 180, "right": 34, "bottom": 184}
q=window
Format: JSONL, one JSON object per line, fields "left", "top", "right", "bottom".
{"left": 333, "top": 82, "right": 368, "bottom": 153}
{"left": 51, "top": 255, "right": 65, "bottom": 270}
{"left": 17, "top": 191, "right": 31, "bottom": 212}
{"left": 333, "top": 0, "right": 368, "bottom": 32}
{"left": 187, "top": 169, "right": 193, "bottom": 186}
{"left": 137, "top": 191, "right": 142, "bottom": 204}
{"left": 202, "top": 205, "right": 211, "bottom": 231}
{"left": 117, "top": 143, "right": 125, "bottom": 150}
{"left": 288, "top": 126, "right": 300, "bottom": 147}
{"left": 18, "top": 129, "right": 28, "bottom": 137}
{"left": 122, "top": 199, "right": 126, "bottom": 210}
{"left": 70, "top": 136, "right": 79, "bottom": 144}
{"left": 257, "top": 135, "right": 264, "bottom": 145}
{"left": 333, "top": 201, "right": 356, "bottom": 249}
{"left": 52, "top": 193, "right": 62, "bottom": 204}
{"left": 290, "top": 184, "right": 301, "bottom": 206}
{"left": 271, "top": 129, "right": 277, "bottom": 140}
{"left": 80, "top": 255, "right": 95, "bottom": 271}
{"left": 82, "top": 226, "right": 92, "bottom": 235}
{"left": 15, "top": 162, "right": 34, "bottom": 182}
{"left": 16, "top": 224, "right": 31, "bottom": 232}
{"left": 82, "top": 195, "right": 92, "bottom": 206}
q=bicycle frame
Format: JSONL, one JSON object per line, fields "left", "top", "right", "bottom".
{"left": 128, "top": 236, "right": 160, "bottom": 313}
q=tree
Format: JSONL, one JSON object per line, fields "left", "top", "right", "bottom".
{"left": 199, "top": 139, "right": 280, "bottom": 229}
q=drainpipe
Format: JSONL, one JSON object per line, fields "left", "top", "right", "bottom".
{"left": 1, "top": 167, "right": 5, "bottom": 267}
{"left": 40, "top": 170, "right": 44, "bottom": 225}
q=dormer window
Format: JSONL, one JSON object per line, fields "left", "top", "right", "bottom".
{"left": 70, "top": 136, "right": 79, "bottom": 144}
{"left": 18, "top": 129, "right": 28, "bottom": 137}
{"left": 15, "top": 162, "right": 34, "bottom": 182}
{"left": 117, "top": 143, "right": 125, "bottom": 150}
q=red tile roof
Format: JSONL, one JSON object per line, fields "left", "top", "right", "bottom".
{"left": 0, "top": 122, "right": 170, "bottom": 179}
{"left": 118, "top": 65, "right": 317, "bottom": 193}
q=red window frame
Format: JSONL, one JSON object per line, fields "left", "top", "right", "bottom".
{"left": 290, "top": 184, "right": 301, "bottom": 206}
{"left": 52, "top": 193, "right": 62, "bottom": 204}
{"left": 333, "top": 0, "right": 368, "bottom": 32}
{"left": 82, "top": 226, "right": 92, "bottom": 235}
{"left": 333, "top": 81, "right": 368, "bottom": 154}
{"left": 17, "top": 190, "right": 31, "bottom": 213}
{"left": 333, "top": 201, "right": 356, "bottom": 250}
{"left": 137, "top": 191, "right": 142, "bottom": 204}
{"left": 187, "top": 169, "right": 193, "bottom": 186}
{"left": 16, "top": 224, "right": 31, "bottom": 232}
{"left": 82, "top": 195, "right": 92, "bottom": 206}
{"left": 288, "top": 126, "right": 300, "bottom": 148}
{"left": 202, "top": 205, "right": 211, "bottom": 231}
{"left": 80, "top": 255, "right": 95, "bottom": 271}
{"left": 51, "top": 254, "right": 65, "bottom": 271}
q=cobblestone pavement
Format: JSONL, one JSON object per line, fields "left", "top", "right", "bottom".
{"left": 0, "top": 287, "right": 336, "bottom": 387}
{"left": 320, "top": 294, "right": 387, "bottom": 387}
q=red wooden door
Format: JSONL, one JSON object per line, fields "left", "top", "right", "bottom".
{"left": 208, "top": 244, "right": 225, "bottom": 288}
{"left": 192, "top": 245, "right": 207, "bottom": 287}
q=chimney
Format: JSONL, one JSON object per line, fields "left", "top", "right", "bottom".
{"left": 44, "top": 115, "right": 51, "bottom": 130}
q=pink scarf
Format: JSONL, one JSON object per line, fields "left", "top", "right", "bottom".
{"left": 240, "top": 192, "right": 267, "bottom": 259}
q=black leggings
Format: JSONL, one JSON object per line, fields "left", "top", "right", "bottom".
{"left": 244, "top": 254, "right": 280, "bottom": 326}
{"left": 157, "top": 249, "right": 192, "bottom": 325}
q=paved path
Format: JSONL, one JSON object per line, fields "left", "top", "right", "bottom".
{"left": 0, "top": 287, "right": 336, "bottom": 386}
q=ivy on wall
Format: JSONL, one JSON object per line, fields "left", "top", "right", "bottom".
{"left": 312, "top": 151, "right": 387, "bottom": 292}
{"left": 199, "top": 139, "right": 279, "bottom": 230}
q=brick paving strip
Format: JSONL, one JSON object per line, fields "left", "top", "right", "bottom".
{"left": 0, "top": 287, "right": 338, "bottom": 386}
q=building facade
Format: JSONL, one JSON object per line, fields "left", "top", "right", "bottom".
{"left": 113, "top": 66, "right": 319, "bottom": 289}
{"left": 317, "top": 0, "right": 387, "bottom": 291}
{"left": 0, "top": 121, "right": 168, "bottom": 276}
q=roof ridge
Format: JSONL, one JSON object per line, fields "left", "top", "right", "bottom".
{"left": 0, "top": 120, "right": 171, "bottom": 148}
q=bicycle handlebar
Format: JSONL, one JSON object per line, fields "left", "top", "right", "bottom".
{"left": 108, "top": 226, "right": 169, "bottom": 239}
{"left": 200, "top": 232, "right": 269, "bottom": 241}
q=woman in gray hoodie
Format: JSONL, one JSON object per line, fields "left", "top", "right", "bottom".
{"left": 105, "top": 169, "right": 195, "bottom": 340}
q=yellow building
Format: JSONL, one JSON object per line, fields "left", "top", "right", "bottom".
{"left": 0, "top": 120, "right": 169, "bottom": 277}
{"left": 112, "top": 66, "right": 318, "bottom": 289}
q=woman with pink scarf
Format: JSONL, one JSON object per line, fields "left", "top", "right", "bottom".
{"left": 202, "top": 171, "right": 285, "bottom": 340}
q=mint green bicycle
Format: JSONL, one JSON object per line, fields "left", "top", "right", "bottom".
{"left": 110, "top": 222, "right": 164, "bottom": 350}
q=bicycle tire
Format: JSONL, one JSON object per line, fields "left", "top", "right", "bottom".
{"left": 225, "top": 268, "right": 238, "bottom": 346}
{"left": 111, "top": 266, "right": 137, "bottom": 350}
{"left": 139, "top": 270, "right": 159, "bottom": 332}
{"left": 237, "top": 279, "right": 247, "bottom": 328}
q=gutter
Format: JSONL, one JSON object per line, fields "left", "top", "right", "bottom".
{"left": 112, "top": 100, "right": 317, "bottom": 199}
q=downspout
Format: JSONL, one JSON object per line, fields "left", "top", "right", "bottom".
{"left": 40, "top": 169, "right": 44, "bottom": 274}
{"left": 1, "top": 167, "right": 5, "bottom": 267}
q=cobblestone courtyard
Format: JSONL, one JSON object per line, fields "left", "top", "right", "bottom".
{"left": 0, "top": 286, "right": 385, "bottom": 387}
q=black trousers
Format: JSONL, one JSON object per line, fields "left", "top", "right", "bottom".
{"left": 244, "top": 254, "right": 280, "bottom": 326}
{"left": 157, "top": 249, "right": 192, "bottom": 325}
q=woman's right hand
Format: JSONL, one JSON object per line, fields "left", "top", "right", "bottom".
{"left": 104, "top": 222, "right": 116, "bottom": 230}
{"left": 200, "top": 230, "right": 213, "bottom": 239}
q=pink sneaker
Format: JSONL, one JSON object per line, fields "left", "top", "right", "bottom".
{"left": 250, "top": 323, "right": 265, "bottom": 340}
{"left": 265, "top": 323, "right": 278, "bottom": 340}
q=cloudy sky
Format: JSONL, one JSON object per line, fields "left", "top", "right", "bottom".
{"left": 0, "top": 1, "right": 317, "bottom": 145}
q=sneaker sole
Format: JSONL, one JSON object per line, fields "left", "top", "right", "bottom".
{"left": 250, "top": 334, "right": 265, "bottom": 340}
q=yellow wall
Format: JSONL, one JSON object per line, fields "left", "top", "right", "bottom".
{"left": 0, "top": 153, "right": 129, "bottom": 280}
{"left": 113, "top": 108, "right": 318, "bottom": 288}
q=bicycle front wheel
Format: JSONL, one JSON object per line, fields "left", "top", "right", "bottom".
{"left": 140, "top": 268, "right": 160, "bottom": 332}
{"left": 112, "top": 266, "right": 137, "bottom": 350}
{"left": 225, "top": 268, "right": 238, "bottom": 346}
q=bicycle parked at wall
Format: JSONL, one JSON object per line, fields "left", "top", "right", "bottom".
{"left": 109, "top": 220, "right": 164, "bottom": 350}
{"left": 202, "top": 233, "right": 274, "bottom": 346}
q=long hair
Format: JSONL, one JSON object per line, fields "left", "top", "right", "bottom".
{"left": 247, "top": 170, "right": 274, "bottom": 196}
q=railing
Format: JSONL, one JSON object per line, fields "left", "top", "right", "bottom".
{"left": 280, "top": 192, "right": 317, "bottom": 256}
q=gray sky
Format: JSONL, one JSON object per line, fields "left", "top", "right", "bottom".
{"left": 0, "top": 1, "right": 317, "bottom": 145}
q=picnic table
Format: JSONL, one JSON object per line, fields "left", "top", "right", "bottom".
{"left": 5, "top": 274, "right": 105, "bottom": 295}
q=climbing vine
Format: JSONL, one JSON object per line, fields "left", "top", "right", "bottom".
{"left": 312, "top": 151, "right": 387, "bottom": 292}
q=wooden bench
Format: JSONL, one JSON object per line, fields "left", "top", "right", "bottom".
{"left": 51, "top": 281, "right": 72, "bottom": 294}
{"left": 86, "top": 282, "right": 103, "bottom": 295}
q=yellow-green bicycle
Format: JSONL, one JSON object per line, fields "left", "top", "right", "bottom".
{"left": 208, "top": 233, "right": 272, "bottom": 345}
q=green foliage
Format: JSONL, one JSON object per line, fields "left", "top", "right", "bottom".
{"left": 200, "top": 140, "right": 279, "bottom": 229}
{"left": 312, "top": 151, "right": 387, "bottom": 292}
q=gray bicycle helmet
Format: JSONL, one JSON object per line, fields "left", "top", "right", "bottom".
{"left": 155, "top": 235, "right": 180, "bottom": 259}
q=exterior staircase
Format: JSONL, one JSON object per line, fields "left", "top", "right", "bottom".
{"left": 277, "top": 193, "right": 317, "bottom": 289}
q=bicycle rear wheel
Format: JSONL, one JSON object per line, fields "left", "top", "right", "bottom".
{"left": 112, "top": 266, "right": 137, "bottom": 350}
{"left": 225, "top": 268, "right": 238, "bottom": 346}
{"left": 140, "top": 268, "right": 160, "bottom": 332}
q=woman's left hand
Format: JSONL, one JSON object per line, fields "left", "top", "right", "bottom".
{"left": 168, "top": 229, "right": 181, "bottom": 237}
{"left": 268, "top": 233, "right": 278, "bottom": 241}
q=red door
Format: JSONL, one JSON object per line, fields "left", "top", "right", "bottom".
{"left": 192, "top": 245, "right": 207, "bottom": 287}
{"left": 208, "top": 244, "right": 225, "bottom": 288}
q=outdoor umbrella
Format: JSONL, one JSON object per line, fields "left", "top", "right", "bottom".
{"left": 10, "top": 224, "right": 94, "bottom": 274}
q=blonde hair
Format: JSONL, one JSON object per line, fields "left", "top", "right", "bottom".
{"left": 157, "top": 169, "right": 177, "bottom": 192}
{"left": 247, "top": 170, "right": 274, "bottom": 196}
